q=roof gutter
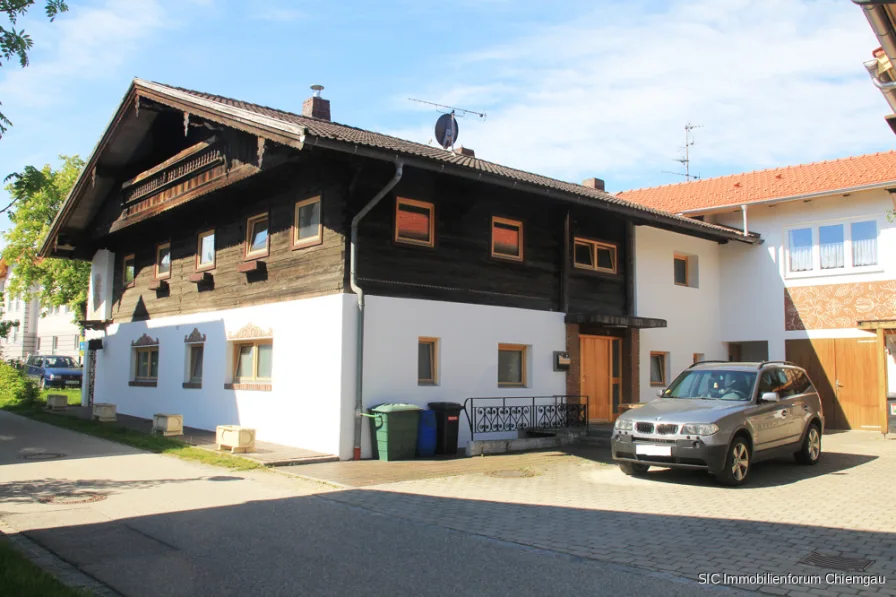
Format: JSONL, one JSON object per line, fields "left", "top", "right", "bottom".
{"left": 863, "top": 58, "right": 896, "bottom": 112}
{"left": 677, "top": 179, "right": 896, "bottom": 216}
{"left": 301, "top": 135, "right": 758, "bottom": 245}
{"left": 350, "top": 159, "right": 404, "bottom": 461}
{"left": 855, "top": 1, "right": 896, "bottom": 62}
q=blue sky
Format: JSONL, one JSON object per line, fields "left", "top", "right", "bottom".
{"left": 0, "top": 0, "right": 892, "bottom": 239}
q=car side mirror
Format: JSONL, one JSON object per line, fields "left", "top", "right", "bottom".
{"left": 656, "top": 389, "right": 665, "bottom": 397}
{"left": 760, "top": 391, "right": 779, "bottom": 403}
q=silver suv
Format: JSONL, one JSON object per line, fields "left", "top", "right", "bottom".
{"left": 611, "top": 361, "right": 824, "bottom": 486}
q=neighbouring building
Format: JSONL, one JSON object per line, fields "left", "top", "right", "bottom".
{"left": 38, "top": 79, "right": 757, "bottom": 459}
{"left": 619, "top": 151, "right": 896, "bottom": 432}
{"left": 0, "top": 261, "right": 82, "bottom": 362}
{"left": 856, "top": 0, "right": 896, "bottom": 134}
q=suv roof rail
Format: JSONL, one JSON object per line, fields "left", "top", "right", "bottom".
{"left": 758, "top": 360, "right": 798, "bottom": 368}
{"left": 689, "top": 360, "right": 731, "bottom": 368}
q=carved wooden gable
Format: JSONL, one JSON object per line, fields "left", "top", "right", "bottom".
{"left": 227, "top": 323, "right": 273, "bottom": 340}
{"left": 132, "top": 333, "right": 160, "bottom": 347}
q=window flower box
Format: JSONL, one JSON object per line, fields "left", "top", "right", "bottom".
{"left": 216, "top": 425, "right": 256, "bottom": 453}
{"left": 93, "top": 403, "right": 117, "bottom": 422}
{"left": 153, "top": 413, "right": 183, "bottom": 437}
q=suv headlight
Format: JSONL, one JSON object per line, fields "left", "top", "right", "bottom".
{"left": 680, "top": 423, "right": 719, "bottom": 436}
{"left": 47, "top": 374, "right": 56, "bottom": 380}
{"left": 615, "top": 418, "right": 633, "bottom": 431}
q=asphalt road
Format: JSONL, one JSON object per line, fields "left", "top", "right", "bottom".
{"left": 0, "top": 412, "right": 745, "bottom": 597}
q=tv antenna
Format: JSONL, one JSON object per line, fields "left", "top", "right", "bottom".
{"left": 408, "top": 98, "right": 486, "bottom": 150}
{"left": 662, "top": 123, "right": 702, "bottom": 181}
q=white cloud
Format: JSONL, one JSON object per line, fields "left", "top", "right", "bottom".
{"left": 389, "top": 0, "right": 893, "bottom": 191}
{"left": 0, "top": 0, "right": 166, "bottom": 110}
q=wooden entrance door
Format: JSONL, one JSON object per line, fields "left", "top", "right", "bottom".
{"left": 580, "top": 335, "right": 621, "bottom": 422}
{"left": 785, "top": 338, "right": 880, "bottom": 430}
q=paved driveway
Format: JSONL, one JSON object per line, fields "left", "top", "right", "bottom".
{"left": 0, "top": 412, "right": 742, "bottom": 597}
{"left": 317, "top": 432, "right": 896, "bottom": 596}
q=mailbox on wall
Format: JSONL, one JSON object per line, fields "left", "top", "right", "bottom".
{"left": 554, "top": 351, "right": 571, "bottom": 371}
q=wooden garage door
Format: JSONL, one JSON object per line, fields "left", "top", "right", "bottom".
{"left": 785, "top": 338, "right": 880, "bottom": 430}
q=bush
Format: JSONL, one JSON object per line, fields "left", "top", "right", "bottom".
{"left": 0, "top": 361, "right": 38, "bottom": 407}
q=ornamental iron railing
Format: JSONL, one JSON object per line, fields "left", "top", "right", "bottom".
{"left": 463, "top": 395, "right": 588, "bottom": 440}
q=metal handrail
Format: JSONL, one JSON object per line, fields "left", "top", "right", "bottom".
{"left": 462, "top": 395, "right": 589, "bottom": 440}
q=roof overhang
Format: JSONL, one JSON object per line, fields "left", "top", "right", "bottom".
{"left": 677, "top": 180, "right": 896, "bottom": 217}
{"left": 41, "top": 79, "right": 761, "bottom": 258}
{"left": 565, "top": 313, "right": 667, "bottom": 329}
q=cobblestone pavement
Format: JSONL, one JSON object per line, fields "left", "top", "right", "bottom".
{"left": 319, "top": 432, "right": 896, "bottom": 597}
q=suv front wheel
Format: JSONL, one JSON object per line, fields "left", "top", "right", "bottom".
{"left": 716, "top": 437, "right": 751, "bottom": 486}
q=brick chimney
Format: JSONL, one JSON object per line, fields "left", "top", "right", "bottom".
{"left": 582, "top": 177, "right": 605, "bottom": 191}
{"left": 454, "top": 146, "right": 475, "bottom": 158}
{"left": 302, "top": 85, "right": 331, "bottom": 121}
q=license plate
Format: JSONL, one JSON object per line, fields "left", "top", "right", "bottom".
{"left": 635, "top": 444, "right": 672, "bottom": 457}
{"left": 65, "top": 380, "right": 80, "bottom": 386}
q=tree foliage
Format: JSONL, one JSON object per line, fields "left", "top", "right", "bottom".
{"left": 2, "top": 155, "right": 88, "bottom": 318}
{"left": 0, "top": 0, "right": 69, "bottom": 137}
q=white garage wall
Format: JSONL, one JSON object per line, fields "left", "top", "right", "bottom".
{"left": 360, "top": 296, "right": 567, "bottom": 457}
{"left": 635, "top": 226, "right": 726, "bottom": 402}
{"left": 93, "top": 293, "right": 355, "bottom": 458}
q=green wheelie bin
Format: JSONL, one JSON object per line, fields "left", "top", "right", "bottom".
{"left": 367, "top": 403, "right": 422, "bottom": 461}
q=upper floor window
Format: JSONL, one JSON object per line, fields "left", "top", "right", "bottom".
{"left": 491, "top": 217, "right": 523, "bottom": 262}
{"left": 245, "top": 213, "right": 270, "bottom": 259}
{"left": 395, "top": 197, "right": 434, "bottom": 247}
{"left": 573, "top": 238, "right": 617, "bottom": 273}
{"left": 155, "top": 242, "right": 171, "bottom": 279}
{"left": 786, "top": 219, "right": 879, "bottom": 277}
{"left": 197, "top": 229, "right": 215, "bottom": 271}
{"left": 674, "top": 253, "right": 698, "bottom": 287}
{"left": 123, "top": 254, "right": 136, "bottom": 288}
{"left": 293, "top": 196, "right": 323, "bottom": 249}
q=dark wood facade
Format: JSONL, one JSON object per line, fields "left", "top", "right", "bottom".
{"left": 76, "top": 101, "right": 636, "bottom": 324}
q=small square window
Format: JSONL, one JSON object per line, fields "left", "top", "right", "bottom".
{"left": 197, "top": 230, "right": 215, "bottom": 271}
{"left": 498, "top": 343, "right": 527, "bottom": 387}
{"left": 491, "top": 217, "right": 523, "bottom": 261}
{"left": 245, "top": 213, "right": 270, "bottom": 259}
{"left": 693, "top": 353, "right": 705, "bottom": 365}
{"left": 418, "top": 337, "right": 438, "bottom": 385}
{"left": 650, "top": 352, "right": 668, "bottom": 386}
{"left": 134, "top": 347, "right": 159, "bottom": 381}
{"left": 673, "top": 255, "right": 689, "bottom": 286}
{"left": 573, "top": 238, "right": 617, "bottom": 273}
{"left": 232, "top": 340, "right": 273, "bottom": 382}
{"left": 123, "top": 254, "right": 136, "bottom": 288}
{"left": 395, "top": 198, "right": 434, "bottom": 247}
{"left": 293, "top": 196, "right": 323, "bottom": 249}
{"left": 155, "top": 243, "right": 171, "bottom": 279}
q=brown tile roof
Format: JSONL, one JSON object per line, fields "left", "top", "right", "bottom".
{"left": 136, "top": 80, "right": 755, "bottom": 243}
{"left": 617, "top": 151, "right": 896, "bottom": 214}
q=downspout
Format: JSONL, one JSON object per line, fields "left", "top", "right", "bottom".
{"left": 864, "top": 59, "right": 896, "bottom": 112}
{"left": 351, "top": 159, "right": 404, "bottom": 461}
{"left": 740, "top": 204, "right": 749, "bottom": 236}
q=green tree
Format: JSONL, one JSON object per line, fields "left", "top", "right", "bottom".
{"left": 1, "top": 0, "right": 69, "bottom": 137}
{"left": 2, "top": 155, "right": 88, "bottom": 318}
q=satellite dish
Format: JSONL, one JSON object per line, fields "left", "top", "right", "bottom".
{"left": 434, "top": 112, "right": 459, "bottom": 149}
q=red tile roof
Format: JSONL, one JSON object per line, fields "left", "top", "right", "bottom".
{"left": 617, "top": 151, "right": 896, "bottom": 214}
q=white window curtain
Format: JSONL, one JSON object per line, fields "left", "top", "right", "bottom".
{"left": 789, "top": 247, "right": 813, "bottom": 272}
{"left": 852, "top": 238, "right": 877, "bottom": 267}
{"left": 819, "top": 242, "right": 844, "bottom": 269}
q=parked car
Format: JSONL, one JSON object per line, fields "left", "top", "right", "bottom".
{"left": 24, "top": 355, "right": 83, "bottom": 390}
{"left": 611, "top": 361, "right": 824, "bottom": 486}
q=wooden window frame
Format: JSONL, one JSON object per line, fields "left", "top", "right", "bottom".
{"left": 490, "top": 217, "right": 524, "bottom": 262}
{"left": 231, "top": 339, "right": 273, "bottom": 383}
{"left": 133, "top": 346, "right": 159, "bottom": 383}
{"left": 122, "top": 254, "right": 136, "bottom": 289}
{"left": 292, "top": 196, "right": 323, "bottom": 250}
{"left": 155, "top": 242, "right": 172, "bottom": 280}
{"left": 418, "top": 337, "right": 439, "bottom": 386}
{"left": 244, "top": 213, "right": 270, "bottom": 260}
{"left": 185, "top": 344, "right": 204, "bottom": 387}
{"left": 573, "top": 237, "right": 617, "bottom": 274}
{"left": 498, "top": 343, "right": 528, "bottom": 387}
{"left": 673, "top": 253, "right": 690, "bottom": 287}
{"left": 693, "top": 353, "right": 705, "bottom": 365}
{"left": 394, "top": 197, "right": 435, "bottom": 248}
{"left": 650, "top": 351, "right": 668, "bottom": 386}
{"left": 196, "top": 229, "right": 216, "bottom": 272}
